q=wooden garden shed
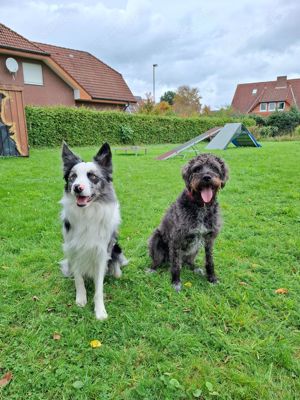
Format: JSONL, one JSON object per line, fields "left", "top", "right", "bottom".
{"left": 0, "top": 85, "right": 28, "bottom": 156}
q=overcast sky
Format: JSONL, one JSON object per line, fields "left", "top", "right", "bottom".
{"left": 1, "top": 0, "right": 300, "bottom": 108}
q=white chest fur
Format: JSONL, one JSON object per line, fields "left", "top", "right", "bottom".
{"left": 184, "top": 224, "right": 209, "bottom": 256}
{"left": 61, "top": 193, "right": 120, "bottom": 276}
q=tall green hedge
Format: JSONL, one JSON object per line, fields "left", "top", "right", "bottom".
{"left": 25, "top": 106, "right": 255, "bottom": 147}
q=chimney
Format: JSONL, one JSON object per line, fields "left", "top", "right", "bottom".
{"left": 276, "top": 76, "right": 287, "bottom": 88}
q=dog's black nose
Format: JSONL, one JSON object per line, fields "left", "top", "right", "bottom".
{"left": 74, "top": 184, "right": 84, "bottom": 194}
{"left": 203, "top": 175, "right": 211, "bottom": 182}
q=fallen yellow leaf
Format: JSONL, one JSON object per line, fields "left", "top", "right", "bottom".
{"left": 184, "top": 282, "right": 192, "bottom": 288}
{"left": 275, "top": 288, "right": 288, "bottom": 294}
{"left": 53, "top": 332, "right": 61, "bottom": 340}
{"left": 90, "top": 339, "right": 102, "bottom": 348}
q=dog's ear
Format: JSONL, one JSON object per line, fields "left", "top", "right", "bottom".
{"left": 182, "top": 161, "right": 192, "bottom": 189}
{"left": 94, "top": 142, "right": 112, "bottom": 180}
{"left": 216, "top": 157, "right": 229, "bottom": 188}
{"left": 62, "top": 141, "right": 82, "bottom": 179}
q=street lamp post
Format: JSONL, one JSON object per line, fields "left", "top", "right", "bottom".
{"left": 153, "top": 64, "right": 158, "bottom": 103}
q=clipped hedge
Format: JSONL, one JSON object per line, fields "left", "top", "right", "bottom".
{"left": 25, "top": 106, "right": 255, "bottom": 147}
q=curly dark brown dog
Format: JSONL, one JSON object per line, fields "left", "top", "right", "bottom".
{"left": 148, "top": 153, "right": 229, "bottom": 291}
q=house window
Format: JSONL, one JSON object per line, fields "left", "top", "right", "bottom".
{"left": 277, "top": 101, "right": 285, "bottom": 111}
{"left": 268, "top": 102, "right": 276, "bottom": 112}
{"left": 252, "top": 88, "right": 257, "bottom": 95}
{"left": 23, "top": 62, "right": 43, "bottom": 85}
{"left": 260, "top": 103, "right": 267, "bottom": 112}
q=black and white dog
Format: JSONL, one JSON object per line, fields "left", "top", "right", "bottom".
{"left": 148, "top": 153, "right": 229, "bottom": 291}
{"left": 60, "top": 142, "right": 127, "bottom": 320}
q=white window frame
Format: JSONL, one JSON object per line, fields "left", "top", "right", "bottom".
{"left": 252, "top": 88, "right": 257, "bottom": 95}
{"left": 268, "top": 102, "right": 276, "bottom": 112}
{"left": 23, "top": 62, "right": 43, "bottom": 86}
{"left": 260, "top": 103, "right": 267, "bottom": 112}
{"left": 277, "top": 101, "right": 285, "bottom": 111}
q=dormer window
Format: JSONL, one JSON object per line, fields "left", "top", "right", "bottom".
{"left": 252, "top": 88, "right": 257, "bottom": 95}
{"left": 260, "top": 103, "right": 267, "bottom": 112}
{"left": 268, "top": 102, "right": 276, "bottom": 112}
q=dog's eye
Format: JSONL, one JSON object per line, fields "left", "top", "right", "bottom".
{"left": 211, "top": 165, "right": 220, "bottom": 175}
{"left": 192, "top": 166, "right": 201, "bottom": 173}
{"left": 69, "top": 173, "right": 77, "bottom": 181}
{"left": 88, "top": 172, "right": 100, "bottom": 183}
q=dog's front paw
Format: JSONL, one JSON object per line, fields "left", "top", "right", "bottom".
{"left": 172, "top": 281, "right": 182, "bottom": 292}
{"left": 113, "top": 265, "right": 122, "bottom": 279}
{"left": 95, "top": 308, "right": 108, "bottom": 321}
{"left": 207, "top": 275, "right": 219, "bottom": 284}
{"left": 76, "top": 295, "right": 87, "bottom": 307}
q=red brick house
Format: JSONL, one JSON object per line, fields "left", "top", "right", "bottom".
{"left": 0, "top": 23, "right": 136, "bottom": 110}
{"left": 231, "top": 76, "right": 300, "bottom": 116}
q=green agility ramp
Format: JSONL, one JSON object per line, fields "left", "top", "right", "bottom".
{"left": 205, "top": 123, "right": 261, "bottom": 150}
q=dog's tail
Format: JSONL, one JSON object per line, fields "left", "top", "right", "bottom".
{"left": 107, "top": 242, "right": 128, "bottom": 278}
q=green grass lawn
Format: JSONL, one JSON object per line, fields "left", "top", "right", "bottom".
{"left": 0, "top": 141, "right": 299, "bottom": 400}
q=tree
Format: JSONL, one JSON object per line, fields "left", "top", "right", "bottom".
{"left": 173, "top": 85, "right": 202, "bottom": 116}
{"left": 137, "top": 93, "right": 155, "bottom": 114}
{"left": 153, "top": 101, "right": 174, "bottom": 115}
{"left": 202, "top": 105, "right": 213, "bottom": 116}
{"left": 212, "top": 105, "right": 237, "bottom": 118}
{"left": 160, "top": 90, "right": 176, "bottom": 105}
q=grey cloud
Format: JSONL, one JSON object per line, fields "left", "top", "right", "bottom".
{"left": 240, "top": 3, "right": 300, "bottom": 53}
{"left": 1, "top": 0, "right": 300, "bottom": 108}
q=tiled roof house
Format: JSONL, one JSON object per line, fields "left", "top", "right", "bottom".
{"left": 231, "top": 76, "right": 300, "bottom": 116}
{"left": 0, "top": 23, "right": 136, "bottom": 109}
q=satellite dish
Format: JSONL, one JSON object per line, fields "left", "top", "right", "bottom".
{"left": 6, "top": 57, "right": 19, "bottom": 73}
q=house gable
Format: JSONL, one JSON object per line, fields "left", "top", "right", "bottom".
{"left": 0, "top": 53, "right": 75, "bottom": 106}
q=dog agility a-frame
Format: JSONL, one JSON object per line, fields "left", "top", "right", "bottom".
{"left": 206, "top": 123, "right": 261, "bottom": 150}
{"left": 157, "top": 123, "right": 261, "bottom": 160}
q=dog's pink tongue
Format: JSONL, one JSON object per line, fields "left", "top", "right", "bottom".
{"left": 201, "top": 188, "right": 213, "bottom": 203}
{"left": 76, "top": 196, "right": 89, "bottom": 206}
